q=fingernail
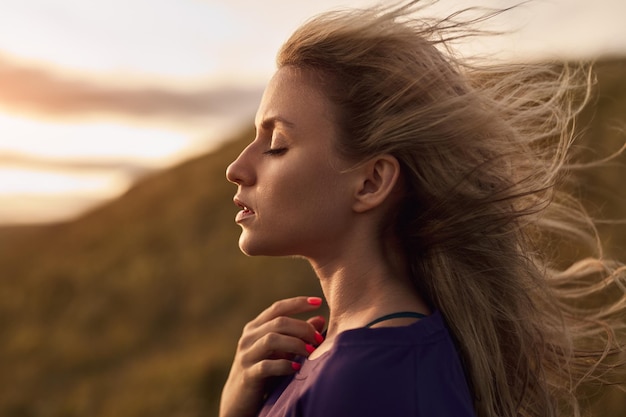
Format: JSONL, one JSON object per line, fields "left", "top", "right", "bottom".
{"left": 314, "top": 331, "right": 324, "bottom": 344}
{"left": 307, "top": 297, "right": 322, "bottom": 306}
{"left": 305, "top": 344, "right": 315, "bottom": 354}
{"left": 291, "top": 362, "right": 301, "bottom": 371}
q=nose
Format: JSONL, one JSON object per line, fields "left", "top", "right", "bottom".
{"left": 226, "top": 143, "right": 255, "bottom": 186}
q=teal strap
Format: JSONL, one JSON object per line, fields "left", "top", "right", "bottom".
{"left": 365, "top": 311, "right": 427, "bottom": 328}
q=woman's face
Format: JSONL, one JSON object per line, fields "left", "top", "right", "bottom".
{"left": 226, "top": 67, "right": 357, "bottom": 259}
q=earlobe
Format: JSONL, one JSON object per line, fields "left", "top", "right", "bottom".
{"left": 353, "top": 155, "right": 401, "bottom": 213}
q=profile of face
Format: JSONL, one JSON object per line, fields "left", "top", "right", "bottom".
{"left": 226, "top": 67, "right": 358, "bottom": 260}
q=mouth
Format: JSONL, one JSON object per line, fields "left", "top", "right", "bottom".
{"left": 234, "top": 197, "right": 255, "bottom": 222}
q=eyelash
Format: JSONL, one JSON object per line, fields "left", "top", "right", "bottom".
{"left": 263, "top": 147, "right": 288, "bottom": 156}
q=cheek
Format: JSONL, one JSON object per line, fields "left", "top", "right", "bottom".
{"left": 297, "top": 172, "right": 354, "bottom": 227}
{"left": 259, "top": 148, "right": 355, "bottom": 220}
{"left": 260, "top": 161, "right": 318, "bottom": 206}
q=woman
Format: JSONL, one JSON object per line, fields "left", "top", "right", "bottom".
{"left": 221, "top": 2, "right": 626, "bottom": 416}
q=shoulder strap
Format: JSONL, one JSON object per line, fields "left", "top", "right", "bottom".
{"left": 365, "top": 311, "right": 427, "bottom": 328}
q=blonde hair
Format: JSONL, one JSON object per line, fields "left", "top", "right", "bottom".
{"left": 277, "top": 2, "right": 626, "bottom": 416}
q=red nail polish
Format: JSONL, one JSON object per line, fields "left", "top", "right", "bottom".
{"left": 305, "top": 344, "right": 315, "bottom": 354}
{"left": 314, "top": 331, "right": 324, "bottom": 344}
{"left": 291, "top": 362, "right": 302, "bottom": 371}
{"left": 307, "top": 297, "right": 322, "bottom": 306}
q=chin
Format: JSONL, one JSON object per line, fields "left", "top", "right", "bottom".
{"left": 237, "top": 236, "right": 256, "bottom": 256}
{"left": 237, "top": 234, "right": 298, "bottom": 258}
{"left": 238, "top": 235, "right": 271, "bottom": 257}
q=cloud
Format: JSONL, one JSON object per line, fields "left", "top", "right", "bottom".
{"left": 0, "top": 151, "right": 152, "bottom": 177}
{"left": 0, "top": 55, "right": 264, "bottom": 121}
{"left": 0, "top": 192, "right": 109, "bottom": 225}
{"left": 0, "top": 55, "right": 265, "bottom": 226}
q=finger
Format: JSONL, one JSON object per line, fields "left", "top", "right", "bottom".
{"left": 250, "top": 359, "right": 301, "bottom": 379}
{"left": 238, "top": 315, "right": 320, "bottom": 352}
{"left": 255, "top": 315, "right": 323, "bottom": 346}
{"left": 255, "top": 296, "right": 323, "bottom": 324}
{"left": 246, "top": 332, "right": 313, "bottom": 364}
{"left": 307, "top": 316, "right": 326, "bottom": 334}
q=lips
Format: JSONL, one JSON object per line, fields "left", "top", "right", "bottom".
{"left": 234, "top": 197, "right": 255, "bottom": 223}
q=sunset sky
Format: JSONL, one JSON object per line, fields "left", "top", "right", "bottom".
{"left": 1, "top": 0, "right": 626, "bottom": 225}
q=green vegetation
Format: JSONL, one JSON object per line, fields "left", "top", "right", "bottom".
{"left": 0, "top": 59, "right": 624, "bottom": 416}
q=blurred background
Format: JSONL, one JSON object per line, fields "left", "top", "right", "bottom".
{"left": 0, "top": 0, "right": 624, "bottom": 416}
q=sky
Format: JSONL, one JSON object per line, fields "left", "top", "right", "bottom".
{"left": 1, "top": 0, "right": 626, "bottom": 225}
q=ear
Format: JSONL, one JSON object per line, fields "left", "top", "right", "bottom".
{"left": 352, "top": 154, "right": 401, "bottom": 213}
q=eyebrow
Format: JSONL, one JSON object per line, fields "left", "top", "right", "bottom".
{"left": 258, "top": 116, "right": 296, "bottom": 130}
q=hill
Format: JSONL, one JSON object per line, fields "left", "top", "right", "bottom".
{"left": 0, "top": 59, "right": 625, "bottom": 416}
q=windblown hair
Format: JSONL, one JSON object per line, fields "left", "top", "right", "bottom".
{"left": 277, "top": 1, "right": 626, "bottom": 416}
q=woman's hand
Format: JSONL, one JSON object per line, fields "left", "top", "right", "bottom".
{"left": 219, "top": 296, "right": 325, "bottom": 417}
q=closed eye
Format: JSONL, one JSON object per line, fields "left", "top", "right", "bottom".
{"left": 263, "top": 147, "right": 288, "bottom": 156}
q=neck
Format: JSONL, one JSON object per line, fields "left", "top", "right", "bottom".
{"left": 307, "top": 237, "right": 429, "bottom": 342}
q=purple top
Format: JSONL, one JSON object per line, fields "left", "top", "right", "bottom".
{"left": 259, "top": 310, "right": 476, "bottom": 416}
